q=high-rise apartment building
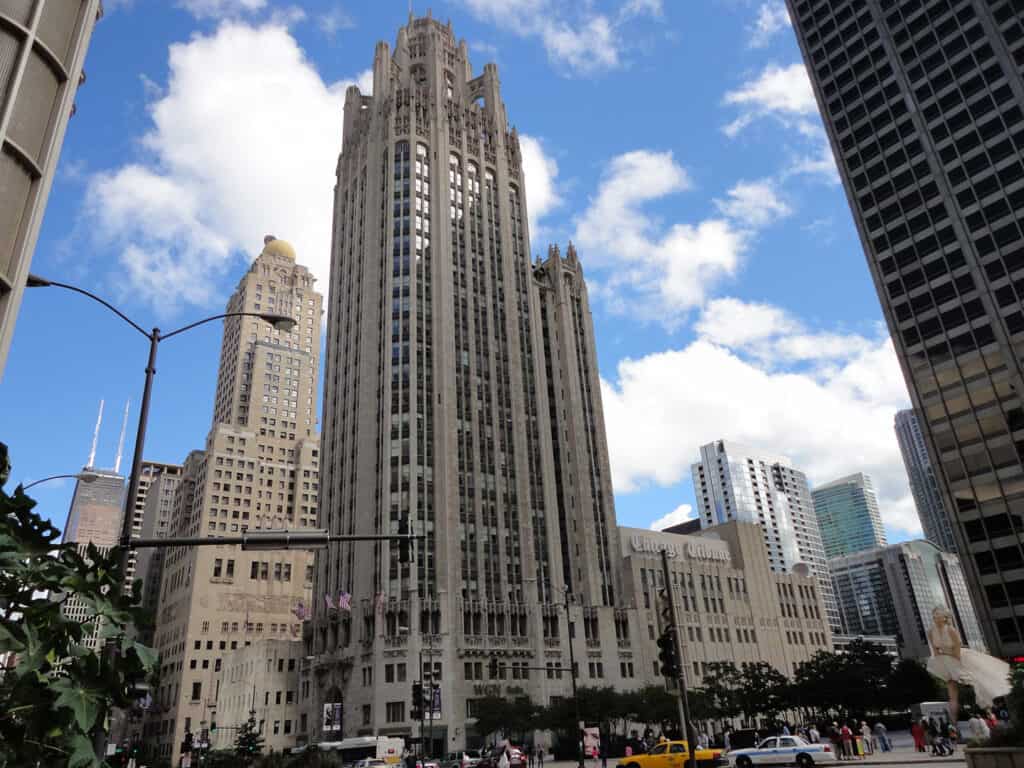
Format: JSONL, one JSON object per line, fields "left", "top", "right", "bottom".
{"left": 0, "top": 0, "right": 101, "bottom": 378}
{"left": 786, "top": 0, "right": 1024, "bottom": 653}
{"left": 830, "top": 539, "right": 986, "bottom": 660}
{"left": 133, "top": 463, "right": 183, "bottom": 637}
{"left": 811, "top": 472, "right": 887, "bottom": 558}
{"left": 691, "top": 440, "right": 840, "bottom": 631}
{"left": 895, "top": 408, "right": 958, "bottom": 551}
{"left": 148, "top": 238, "right": 323, "bottom": 764}
{"left": 311, "top": 15, "right": 629, "bottom": 749}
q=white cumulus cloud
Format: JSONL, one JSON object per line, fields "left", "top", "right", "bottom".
{"left": 649, "top": 503, "right": 695, "bottom": 531}
{"left": 83, "top": 23, "right": 369, "bottom": 314}
{"left": 574, "top": 155, "right": 792, "bottom": 325}
{"left": 518, "top": 134, "right": 562, "bottom": 238}
{"left": 601, "top": 317, "right": 921, "bottom": 536}
{"left": 714, "top": 179, "right": 792, "bottom": 227}
{"left": 748, "top": 2, "right": 791, "bottom": 48}
{"left": 177, "top": 0, "right": 266, "bottom": 19}
{"left": 722, "top": 62, "right": 817, "bottom": 137}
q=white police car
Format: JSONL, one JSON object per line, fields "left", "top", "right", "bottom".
{"left": 728, "top": 737, "right": 835, "bottom": 768}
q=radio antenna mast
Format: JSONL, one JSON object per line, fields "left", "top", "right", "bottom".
{"left": 114, "top": 401, "right": 130, "bottom": 474}
{"left": 87, "top": 400, "right": 104, "bottom": 469}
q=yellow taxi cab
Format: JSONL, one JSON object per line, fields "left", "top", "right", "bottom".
{"left": 619, "top": 741, "right": 725, "bottom": 768}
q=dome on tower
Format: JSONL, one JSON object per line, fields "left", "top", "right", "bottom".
{"left": 261, "top": 235, "right": 296, "bottom": 261}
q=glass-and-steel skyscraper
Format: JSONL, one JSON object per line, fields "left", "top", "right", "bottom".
{"left": 811, "top": 472, "right": 887, "bottom": 558}
{"left": 787, "top": 0, "right": 1024, "bottom": 653}
{"left": 895, "top": 408, "right": 958, "bottom": 552}
{"left": 312, "top": 14, "right": 627, "bottom": 747}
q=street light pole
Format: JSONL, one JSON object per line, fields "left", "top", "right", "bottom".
{"left": 26, "top": 274, "right": 296, "bottom": 759}
{"left": 563, "top": 589, "right": 583, "bottom": 768}
{"left": 21, "top": 471, "right": 99, "bottom": 490}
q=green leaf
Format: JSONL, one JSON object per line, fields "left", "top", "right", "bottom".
{"left": 53, "top": 681, "right": 101, "bottom": 733}
{"left": 131, "top": 642, "right": 158, "bottom": 671}
{"left": 67, "top": 733, "right": 99, "bottom": 768}
{"left": 0, "top": 622, "right": 23, "bottom": 652}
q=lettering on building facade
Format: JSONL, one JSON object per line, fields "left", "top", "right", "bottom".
{"left": 628, "top": 535, "right": 731, "bottom": 564}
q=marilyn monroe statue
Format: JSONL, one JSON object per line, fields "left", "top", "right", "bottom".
{"left": 927, "top": 605, "right": 1010, "bottom": 722}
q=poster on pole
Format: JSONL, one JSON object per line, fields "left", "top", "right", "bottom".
{"left": 323, "top": 702, "right": 344, "bottom": 732}
{"left": 583, "top": 727, "right": 600, "bottom": 758}
{"left": 427, "top": 685, "right": 442, "bottom": 719}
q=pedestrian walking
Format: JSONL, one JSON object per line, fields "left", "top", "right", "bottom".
{"left": 928, "top": 718, "right": 940, "bottom": 755}
{"left": 601, "top": 742, "right": 608, "bottom": 768}
{"left": 839, "top": 723, "right": 853, "bottom": 761}
{"left": 968, "top": 713, "right": 991, "bottom": 742}
{"left": 538, "top": 747, "right": 545, "bottom": 768}
{"left": 873, "top": 722, "right": 889, "bottom": 752}
{"left": 808, "top": 726, "right": 820, "bottom": 744}
{"left": 724, "top": 730, "right": 732, "bottom": 751}
{"left": 830, "top": 724, "right": 843, "bottom": 761}
{"left": 859, "top": 722, "right": 873, "bottom": 755}
{"left": 911, "top": 720, "right": 925, "bottom": 753}
{"left": 986, "top": 710, "right": 999, "bottom": 731}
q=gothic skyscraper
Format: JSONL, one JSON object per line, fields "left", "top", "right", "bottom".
{"left": 312, "top": 14, "right": 627, "bottom": 747}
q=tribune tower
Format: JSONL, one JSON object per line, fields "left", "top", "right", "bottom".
{"left": 311, "top": 14, "right": 630, "bottom": 747}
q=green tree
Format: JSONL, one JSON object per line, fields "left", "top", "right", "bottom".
{"left": 701, "top": 663, "right": 741, "bottom": 720}
{"left": 0, "top": 443, "right": 156, "bottom": 768}
{"left": 886, "top": 659, "right": 943, "bottom": 712}
{"left": 236, "top": 712, "right": 265, "bottom": 763}
{"left": 735, "top": 662, "right": 788, "bottom": 724}
{"left": 471, "top": 695, "right": 539, "bottom": 743}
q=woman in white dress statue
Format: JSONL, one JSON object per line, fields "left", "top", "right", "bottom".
{"left": 927, "top": 605, "right": 1010, "bottom": 723}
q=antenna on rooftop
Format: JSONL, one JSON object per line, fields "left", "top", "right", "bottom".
{"left": 87, "top": 400, "right": 104, "bottom": 469}
{"left": 114, "top": 400, "right": 130, "bottom": 474}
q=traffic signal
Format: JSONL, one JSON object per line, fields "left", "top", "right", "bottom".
{"left": 412, "top": 681, "right": 424, "bottom": 720}
{"left": 658, "top": 586, "right": 672, "bottom": 626}
{"left": 657, "top": 629, "right": 680, "bottom": 678}
{"left": 488, "top": 654, "right": 499, "bottom": 679}
{"left": 398, "top": 517, "right": 411, "bottom": 564}
{"left": 210, "top": 719, "right": 217, "bottom": 732}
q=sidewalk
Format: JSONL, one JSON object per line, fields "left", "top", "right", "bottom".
{"left": 539, "top": 750, "right": 966, "bottom": 768}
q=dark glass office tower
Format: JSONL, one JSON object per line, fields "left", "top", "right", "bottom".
{"left": 786, "top": 0, "right": 1024, "bottom": 654}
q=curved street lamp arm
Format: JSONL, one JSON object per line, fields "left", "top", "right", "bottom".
{"left": 39, "top": 280, "right": 151, "bottom": 339}
{"left": 160, "top": 312, "right": 278, "bottom": 341}
{"left": 22, "top": 474, "right": 79, "bottom": 491}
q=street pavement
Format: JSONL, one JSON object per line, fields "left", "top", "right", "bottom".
{"left": 539, "top": 731, "right": 967, "bottom": 768}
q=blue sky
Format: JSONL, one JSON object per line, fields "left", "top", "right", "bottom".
{"left": 1, "top": 0, "right": 921, "bottom": 541}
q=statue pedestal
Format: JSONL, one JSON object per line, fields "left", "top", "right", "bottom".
{"left": 967, "top": 747, "right": 1024, "bottom": 768}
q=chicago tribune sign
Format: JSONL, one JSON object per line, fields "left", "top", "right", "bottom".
{"left": 629, "top": 535, "right": 730, "bottom": 563}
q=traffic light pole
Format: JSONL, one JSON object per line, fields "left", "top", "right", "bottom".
{"left": 660, "top": 549, "right": 697, "bottom": 768}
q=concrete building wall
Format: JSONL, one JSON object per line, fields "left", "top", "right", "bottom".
{"left": 212, "top": 639, "right": 308, "bottom": 754}
{"left": 620, "top": 522, "right": 833, "bottom": 685}
{"left": 786, "top": 0, "right": 1024, "bottom": 655}
{"left": 148, "top": 239, "right": 323, "bottom": 765}
{"left": 0, "top": 0, "right": 100, "bottom": 378}
{"left": 311, "top": 15, "right": 633, "bottom": 752}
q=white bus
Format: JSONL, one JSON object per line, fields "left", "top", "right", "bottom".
{"left": 315, "top": 735, "right": 405, "bottom": 764}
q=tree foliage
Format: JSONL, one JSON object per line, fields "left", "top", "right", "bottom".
{"left": 0, "top": 443, "right": 156, "bottom": 768}
{"left": 471, "top": 695, "right": 540, "bottom": 743}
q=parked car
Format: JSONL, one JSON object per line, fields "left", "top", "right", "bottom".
{"left": 478, "top": 746, "right": 526, "bottom": 768}
{"left": 618, "top": 740, "right": 725, "bottom": 768}
{"left": 354, "top": 759, "right": 390, "bottom": 768}
{"left": 726, "top": 736, "right": 835, "bottom": 768}
{"left": 442, "top": 751, "right": 483, "bottom": 768}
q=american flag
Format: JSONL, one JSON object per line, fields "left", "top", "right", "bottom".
{"left": 338, "top": 591, "right": 352, "bottom": 612}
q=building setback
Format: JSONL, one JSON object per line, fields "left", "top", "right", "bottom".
{"left": 0, "top": 0, "right": 100, "bottom": 378}
{"left": 811, "top": 472, "right": 888, "bottom": 558}
{"left": 147, "top": 238, "right": 323, "bottom": 765}
{"left": 691, "top": 440, "right": 840, "bottom": 632}
{"left": 785, "top": 0, "right": 1024, "bottom": 654}
{"left": 620, "top": 522, "right": 833, "bottom": 684}
{"left": 133, "top": 463, "right": 183, "bottom": 642}
{"left": 895, "top": 409, "right": 958, "bottom": 552}
{"left": 311, "top": 14, "right": 627, "bottom": 750}
{"left": 213, "top": 639, "right": 307, "bottom": 754}
{"left": 830, "top": 539, "right": 986, "bottom": 660}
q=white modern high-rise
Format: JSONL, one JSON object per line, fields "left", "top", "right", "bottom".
{"left": 691, "top": 440, "right": 840, "bottom": 631}
{"left": 895, "top": 409, "right": 957, "bottom": 553}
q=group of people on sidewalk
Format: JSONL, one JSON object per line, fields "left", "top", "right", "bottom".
{"left": 826, "top": 721, "right": 892, "bottom": 760}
